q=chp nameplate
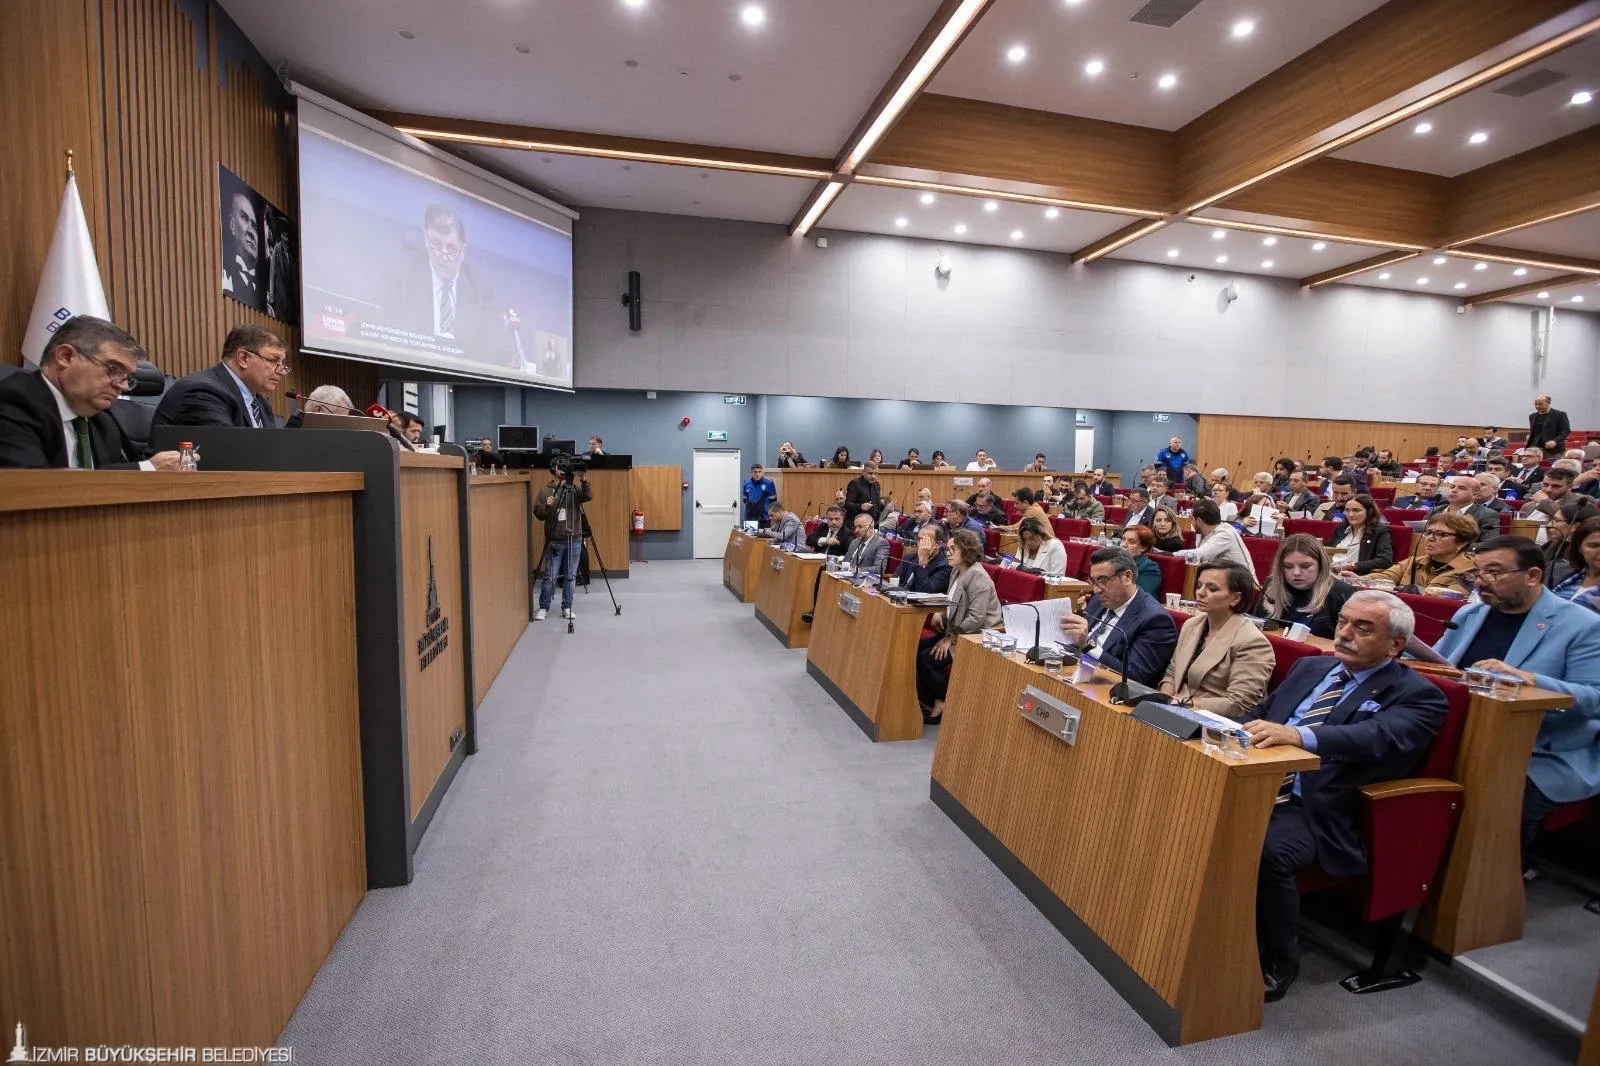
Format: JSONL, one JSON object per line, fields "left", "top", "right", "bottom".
{"left": 1018, "top": 685, "right": 1080, "bottom": 746}
{"left": 837, "top": 591, "right": 861, "bottom": 617}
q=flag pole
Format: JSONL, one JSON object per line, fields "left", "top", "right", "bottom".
{"left": 66, "top": 149, "right": 74, "bottom": 178}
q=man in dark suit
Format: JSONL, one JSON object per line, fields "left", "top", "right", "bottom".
{"left": 383, "top": 204, "right": 510, "bottom": 366}
{"left": 1120, "top": 487, "right": 1156, "bottom": 529}
{"left": 0, "top": 316, "right": 179, "bottom": 469}
{"left": 800, "top": 506, "right": 854, "bottom": 624}
{"left": 221, "top": 188, "right": 264, "bottom": 311}
{"left": 844, "top": 461, "right": 885, "bottom": 524}
{"left": 1243, "top": 590, "right": 1448, "bottom": 1001}
{"left": 841, "top": 513, "right": 891, "bottom": 576}
{"left": 1528, "top": 395, "right": 1571, "bottom": 454}
{"left": 153, "top": 324, "right": 285, "bottom": 430}
{"left": 1428, "top": 474, "right": 1500, "bottom": 546}
{"left": 1058, "top": 547, "right": 1178, "bottom": 686}
{"left": 1392, "top": 471, "right": 1443, "bottom": 510}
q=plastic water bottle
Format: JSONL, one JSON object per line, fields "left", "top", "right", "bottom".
{"left": 177, "top": 442, "right": 198, "bottom": 472}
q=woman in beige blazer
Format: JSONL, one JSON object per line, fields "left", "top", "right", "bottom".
{"left": 918, "top": 528, "right": 1002, "bottom": 723}
{"left": 1159, "top": 561, "right": 1274, "bottom": 720}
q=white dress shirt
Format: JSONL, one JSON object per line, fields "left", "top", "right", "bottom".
{"left": 966, "top": 459, "right": 997, "bottom": 471}
{"left": 1085, "top": 600, "right": 1128, "bottom": 660}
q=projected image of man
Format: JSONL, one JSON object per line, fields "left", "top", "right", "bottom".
{"left": 387, "top": 204, "right": 508, "bottom": 363}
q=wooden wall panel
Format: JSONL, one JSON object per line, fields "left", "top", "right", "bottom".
{"left": 630, "top": 464, "right": 683, "bottom": 531}
{"left": 1196, "top": 414, "right": 1485, "bottom": 483}
{"left": 470, "top": 477, "right": 532, "bottom": 705}
{"left": 0, "top": 1, "right": 378, "bottom": 412}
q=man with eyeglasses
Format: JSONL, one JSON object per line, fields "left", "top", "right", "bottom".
{"left": 1057, "top": 546, "right": 1177, "bottom": 686}
{"left": 1433, "top": 536, "right": 1600, "bottom": 857}
{"left": 384, "top": 203, "right": 509, "bottom": 366}
{"left": 0, "top": 316, "right": 181, "bottom": 469}
{"left": 153, "top": 324, "right": 286, "bottom": 430}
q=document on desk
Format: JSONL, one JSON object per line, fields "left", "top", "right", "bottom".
{"left": 1002, "top": 597, "right": 1073, "bottom": 641}
{"left": 791, "top": 552, "right": 828, "bottom": 560}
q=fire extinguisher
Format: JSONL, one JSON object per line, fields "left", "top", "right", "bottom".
{"left": 632, "top": 509, "right": 645, "bottom": 534}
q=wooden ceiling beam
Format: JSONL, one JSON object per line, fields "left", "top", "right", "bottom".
{"left": 1174, "top": 0, "right": 1600, "bottom": 214}
{"left": 1070, "top": 219, "right": 1169, "bottom": 264}
{"left": 368, "top": 111, "right": 835, "bottom": 179}
{"left": 1444, "top": 125, "right": 1600, "bottom": 246}
{"left": 1209, "top": 158, "right": 1447, "bottom": 249}
{"left": 1299, "top": 250, "right": 1423, "bottom": 288}
{"left": 1451, "top": 243, "right": 1600, "bottom": 276}
{"left": 1463, "top": 273, "right": 1594, "bottom": 305}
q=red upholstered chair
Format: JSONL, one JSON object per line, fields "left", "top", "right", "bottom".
{"left": 1063, "top": 540, "right": 1095, "bottom": 580}
{"left": 1371, "top": 486, "right": 1396, "bottom": 505}
{"left": 982, "top": 563, "right": 1045, "bottom": 605}
{"left": 1181, "top": 529, "right": 1197, "bottom": 549}
{"left": 934, "top": 505, "right": 947, "bottom": 520}
{"left": 1002, "top": 500, "right": 1021, "bottom": 524}
{"left": 887, "top": 538, "right": 905, "bottom": 571}
{"left": 1264, "top": 633, "right": 1324, "bottom": 687}
{"left": 1499, "top": 511, "right": 1512, "bottom": 534}
{"left": 804, "top": 518, "right": 822, "bottom": 538}
{"left": 1105, "top": 505, "right": 1129, "bottom": 525}
{"left": 984, "top": 527, "right": 1002, "bottom": 556}
{"left": 1392, "top": 591, "right": 1463, "bottom": 646}
{"left": 1149, "top": 552, "right": 1187, "bottom": 598}
{"left": 1384, "top": 508, "right": 1429, "bottom": 526}
{"left": 1284, "top": 518, "right": 1337, "bottom": 541}
{"left": 1296, "top": 672, "right": 1471, "bottom": 993}
{"left": 1388, "top": 523, "right": 1412, "bottom": 561}
{"left": 1242, "top": 536, "right": 1279, "bottom": 584}
{"left": 1052, "top": 516, "right": 1092, "bottom": 540}
{"left": 1542, "top": 798, "right": 1597, "bottom": 834}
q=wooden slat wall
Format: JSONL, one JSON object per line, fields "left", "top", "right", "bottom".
{"left": 0, "top": 0, "right": 378, "bottom": 412}
{"left": 1196, "top": 415, "right": 1486, "bottom": 483}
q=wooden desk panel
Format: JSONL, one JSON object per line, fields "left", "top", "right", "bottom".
{"left": 805, "top": 573, "right": 929, "bottom": 742}
{"left": 530, "top": 469, "right": 631, "bottom": 577}
{"left": 1581, "top": 974, "right": 1600, "bottom": 1066}
{"left": 753, "top": 544, "right": 823, "bottom": 649}
{"left": 0, "top": 478, "right": 365, "bottom": 1049}
{"left": 631, "top": 465, "right": 683, "bottom": 531}
{"left": 722, "top": 528, "right": 766, "bottom": 602}
{"left": 403, "top": 467, "right": 470, "bottom": 820}
{"left": 932, "top": 641, "right": 1316, "bottom": 1045}
{"left": 470, "top": 475, "right": 533, "bottom": 705}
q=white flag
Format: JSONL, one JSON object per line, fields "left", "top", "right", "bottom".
{"left": 22, "top": 174, "right": 110, "bottom": 367}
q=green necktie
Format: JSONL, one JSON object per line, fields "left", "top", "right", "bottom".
{"left": 71, "top": 416, "right": 94, "bottom": 470}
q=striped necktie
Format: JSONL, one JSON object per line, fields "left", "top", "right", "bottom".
{"left": 1276, "top": 668, "right": 1351, "bottom": 804}
{"left": 71, "top": 416, "right": 94, "bottom": 469}
{"left": 439, "top": 282, "right": 457, "bottom": 335}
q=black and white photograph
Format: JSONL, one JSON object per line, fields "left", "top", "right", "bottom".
{"left": 218, "top": 163, "right": 296, "bottom": 323}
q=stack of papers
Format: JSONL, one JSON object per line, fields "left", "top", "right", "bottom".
{"left": 1001, "top": 598, "right": 1074, "bottom": 644}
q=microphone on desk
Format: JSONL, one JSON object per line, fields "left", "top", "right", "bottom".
{"left": 284, "top": 390, "right": 368, "bottom": 417}
{"left": 1015, "top": 602, "right": 1053, "bottom": 664}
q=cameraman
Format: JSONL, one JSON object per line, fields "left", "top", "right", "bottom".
{"left": 534, "top": 457, "right": 593, "bottom": 621}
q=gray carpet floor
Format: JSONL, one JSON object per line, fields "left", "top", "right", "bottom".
{"left": 279, "top": 560, "right": 1579, "bottom": 1065}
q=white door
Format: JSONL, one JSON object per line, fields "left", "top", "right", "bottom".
{"left": 693, "top": 449, "right": 742, "bottom": 558}
{"left": 1074, "top": 427, "right": 1096, "bottom": 472}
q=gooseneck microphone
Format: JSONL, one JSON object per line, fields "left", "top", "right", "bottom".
{"left": 285, "top": 389, "right": 366, "bottom": 417}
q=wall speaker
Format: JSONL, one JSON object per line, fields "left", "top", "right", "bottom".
{"left": 621, "top": 270, "right": 642, "bottom": 332}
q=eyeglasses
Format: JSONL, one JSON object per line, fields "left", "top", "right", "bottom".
{"left": 1419, "top": 530, "right": 1457, "bottom": 540}
{"left": 79, "top": 351, "right": 139, "bottom": 391}
{"left": 425, "top": 238, "right": 464, "bottom": 259}
{"left": 1475, "top": 567, "right": 1528, "bottom": 583}
{"left": 242, "top": 348, "right": 291, "bottom": 375}
{"left": 1088, "top": 571, "right": 1128, "bottom": 589}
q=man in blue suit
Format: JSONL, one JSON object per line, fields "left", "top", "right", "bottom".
{"left": 1243, "top": 590, "right": 1448, "bottom": 1001}
{"left": 1433, "top": 536, "right": 1600, "bottom": 851}
{"left": 1058, "top": 547, "right": 1177, "bottom": 686}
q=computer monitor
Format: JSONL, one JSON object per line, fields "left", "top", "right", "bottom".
{"left": 497, "top": 425, "right": 542, "bottom": 452}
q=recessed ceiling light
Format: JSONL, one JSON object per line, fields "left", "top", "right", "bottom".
{"left": 1571, "top": 90, "right": 1593, "bottom": 106}
{"left": 1084, "top": 59, "right": 1105, "bottom": 76}
{"left": 1573, "top": 295, "right": 1585, "bottom": 303}
{"left": 1157, "top": 73, "right": 1178, "bottom": 90}
{"left": 1044, "top": 207, "right": 1060, "bottom": 219}
{"left": 919, "top": 192, "right": 935, "bottom": 205}
{"left": 1413, "top": 121, "right": 1433, "bottom": 135}
{"left": 1311, "top": 242, "right": 1327, "bottom": 251}
{"left": 894, "top": 217, "right": 908, "bottom": 228}
{"left": 623, "top": 0, "right": 646, "bottom": 6}
{"left": 1432, "top": 256, "right": 1446, "bottom": 265}
{"left": 1167, "top": 248, "right": 1180, "bottom": 258}
{"left": 1261, "top": 260, "right": 1274, "bottom": 269}
{"left": 1231, "top": 19, "right": 1255, "bottom": 38}
{"left": 740, "top": 5, "right": 765, "bottom": 27}
{"left": 1378, "top": 272, "right": 1391, "bottom": 280}
{"left": 983, "top": 200, "right": 999, "bottom": 212}
{"left": 1211, "top": 229, "right": 1226, "bottom": 240}
{"left": 953, "top": 223, "right": 967, "bottom": 235}
{"left": 1216, "top": 255, "right": 1228, "bottom": 263}
{"left": 1416, "top": 277, "right": 1429, "bottom": 285}
{"left": 1468, "top": 131, "right": 1489, "bottom": 145}
{"left": 1474, "top": 262, "right": 1488, "bottom": 271}
{"left": 1006, "top": 44, "right": 1028, "bottom": 64}
{"left": 1262, "top": 236, "right": 1277, "bottom": 247}
{"left": 397, "top": 28, "right": 415, "bottom": 39}
{"left": 1010, "top": 229, "right": 1024, "bottom": 241}
{"left": 1513, "top": 267, "right": 1528, "bottom": 276}
{"left": 1536, "top": 291, "right": 1550, "bottom": 299}
{"left": 1453, "top": 281, "right": 1467, "bottom": 289}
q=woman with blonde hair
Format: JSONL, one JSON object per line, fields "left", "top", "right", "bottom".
{"left": 1256, "top": 533, "right": 1356, "bottom": 638}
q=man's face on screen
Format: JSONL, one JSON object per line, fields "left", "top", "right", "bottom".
{"left": 425, "top": 224, "right": 466, "bottom": 280}
{"left": 229, "top": 194, "right": 258, "bottom": 267}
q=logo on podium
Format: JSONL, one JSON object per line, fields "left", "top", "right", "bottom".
{"left": 416, "top": 534, "right": 451, "bottom": 671}
{"left": 8, "top": 1021, "right": 29, "bottom": 1063}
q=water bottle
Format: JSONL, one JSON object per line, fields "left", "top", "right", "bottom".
{"left": 177, "top": 442, "right": 198, "bottom": 472}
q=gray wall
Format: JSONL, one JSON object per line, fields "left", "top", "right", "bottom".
{"left": 574, "top": 208, "right": 1600, "bottom": 428}
{"left": 1106, "top": 411, "right": 1200, "bottom": 488}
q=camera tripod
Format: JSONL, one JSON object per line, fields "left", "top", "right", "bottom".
{"left": 540, "top": 475, "right": 621, "bottom": 635}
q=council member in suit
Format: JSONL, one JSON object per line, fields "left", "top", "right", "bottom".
{"left": 383, "top": 204, "right": 510, "bottom": 365}
{"left": 220, "top": 186, "right": 263, "bottom": 310}
{"left": 897, "top": 522, "right": 952, "bottom": 594}
{"left": 841, "top": 513, "right": 890, "bottom": 575}
{"left": 1059, "top": 546, "right": 1178, "bottom": 686}
{"left": 1431, "top": 475, "right": 1500, "bottom": 545}
{"left": 1433, "top": 536, "right": 1600, "bottom": 852}
{"left": 844, "top": 461, "right": 886, "bottom": 524}
{"left": 0, "top": 316, "right": 180, "bottom": 470}
{"left": 1392, "top": 471, "right": 1444, "bottom": 511}
{"left": 1279, "top": 471, "right": 1319, "bottom": 516}
{"left": 1529, "top": 394, "right": 1572, "bottom": 454}
{"left": 1120, "top": 487, "right": 1156, "bottom": 529}
{"left": 917, "top": 529, "right": 1002, "bottom": 723}
{"left": 1243, "top": 590, "right": 1448, "bottom": 1000}
{"left": 760, "top": 499, "right": 803, "bottom": 547}
{"left": 152, "top": 324, "right": 286, "bottom": 430}
{"left": 1159, "top": 563, "right": 1274, "bottom": 719}
{"left": 799, "top": 506, "right": 853, "bottom": 624}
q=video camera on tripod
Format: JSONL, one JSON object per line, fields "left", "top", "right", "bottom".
{"left": 551, "top": 452, "right": 588, "bottom": 480}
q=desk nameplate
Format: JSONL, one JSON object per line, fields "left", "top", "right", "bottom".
{"left": 1018, "top": 684, "right": 1080, "bottom": 746}
{"left": 837, "top": 590, "right": 862, "bottom": 617}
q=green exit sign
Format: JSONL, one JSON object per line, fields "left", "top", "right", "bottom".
{"left": 707, "top": 430, "right": 729, "bottom": 442}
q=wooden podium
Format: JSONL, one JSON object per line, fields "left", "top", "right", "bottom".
{"left": 151, "top": 426, "right": 477, "bottom": 887}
